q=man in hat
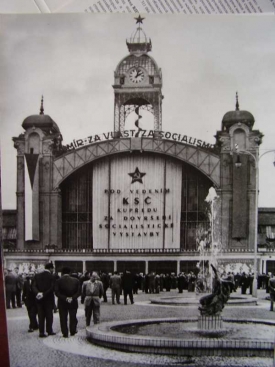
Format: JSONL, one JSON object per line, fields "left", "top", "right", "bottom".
{"left": 32, "top": 263, "right": 56, "bottom": 337}
{"left": 22, "top": 272, "right": 38, "bottom": 332}
{"left": 81, "top": 272, "right": 103, "bottom": 326}
{"left": 55, "top": 267, "right": 81, "bottom": 337}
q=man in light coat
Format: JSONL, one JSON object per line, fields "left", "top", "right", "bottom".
{"left": 81, "top": 272, "right": 103, "bottom": 326}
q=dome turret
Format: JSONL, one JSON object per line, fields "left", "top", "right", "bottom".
{"left": 22, "top": 96, "right": 60, "bottom": 135}
{"left": 222, "top": 93, "right": 255, "bottom": 131}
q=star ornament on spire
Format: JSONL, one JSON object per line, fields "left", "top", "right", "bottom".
{"left": 128, "top": 167, "right": 146, "bottom": 184}
{"left": 135, "top": 15, "right": 145, "bottom": 24}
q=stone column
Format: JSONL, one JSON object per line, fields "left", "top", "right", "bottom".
{"left": 145, "top": 261, "right": 148, "bottom": 274}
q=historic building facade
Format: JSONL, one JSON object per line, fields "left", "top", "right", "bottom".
{"left": 4, "top": 18, "right": 273, "bottom": 276}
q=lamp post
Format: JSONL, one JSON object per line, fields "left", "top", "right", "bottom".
{"left": 235, "top": 147, "right": 275, "bottom": 298}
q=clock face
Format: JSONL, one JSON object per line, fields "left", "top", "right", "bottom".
{"left": 129, "top": 68, "right": 145, "bottom": 84}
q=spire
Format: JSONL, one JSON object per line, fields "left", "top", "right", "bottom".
{"left": 40, "top": 95, "right": 44, "bottom": 115}
{"left": 235, "top": 92, "right": 239, "bottom": 111}
{"left": 126, "top": 16, "right": 152, "bottom": 54}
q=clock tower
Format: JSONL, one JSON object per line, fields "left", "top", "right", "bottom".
{"left": 113, "top": 16, "right": 163, "bottom": 135}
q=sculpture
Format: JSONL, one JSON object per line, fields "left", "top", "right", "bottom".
{"left": 198, "top": 264, "right": 233, "bottom": 316}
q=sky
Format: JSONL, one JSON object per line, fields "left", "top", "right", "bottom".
{"left": 1, "top": 13, "right": 275, "bottom": 209}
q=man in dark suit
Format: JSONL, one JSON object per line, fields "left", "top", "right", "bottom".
{"left": 32, "top": 262, "right": 56, "bottom": 337}
{"left": 4, "top": 269, "right": 17, "bottom": 309}
{"left": 122, "top": 270, "right": 134, "bottom": 305}
{"left": 55, "top": 267, "right": 81, "bottom": 337}
{"left": 100, "top": 271, "right": 110, "bottom": 303}
{"left": 22, "top": 272, "right": 38, "bottom": 332}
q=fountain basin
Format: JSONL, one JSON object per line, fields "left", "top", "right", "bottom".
{"left": 86, "top": 317, "right": 275, "bottom": 357}
{"left": 150, "top": 294, "right": 257, "bottom": 306}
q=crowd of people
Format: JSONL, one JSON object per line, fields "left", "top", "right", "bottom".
{"left": 4, "top": 265, "right": 275, "bottom": 338}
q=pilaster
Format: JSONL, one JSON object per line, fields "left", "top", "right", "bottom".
{"left": 14, "top": 142, "right": 25, "bottom": 250}
{"left": 49, "top": 189, "right": 62, "bottom": 249}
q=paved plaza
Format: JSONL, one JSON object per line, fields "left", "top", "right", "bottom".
{"left": 6, "top": 288, "right": 275, "bottom": 367}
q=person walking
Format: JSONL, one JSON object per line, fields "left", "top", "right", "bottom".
{"left": 100, "top": 271, "right": 110, "bottom": 303}
{"left": 248, "top": 273, "right": 254, "bottom": 295}
{"left": 55, "top": 267, "right": 81, "bottom": 338}
{"left": 22, "top": 272, "right": 38, "bottom": 332}
{"left": 14, "top": 267, "right": 24, "bottom": 308}
{"left": 240, "top": 272, "right": 249, "bottom": 295}
{"left": 148, "top": 271, "right": 155, "bottom": 294}
{"left": 177, "top": 272, "right": 185, "bottom": 293}
{"left": 81, "top": 272, "right": 103, "bottom": 326}
{"left": 122, "top": 270, "right": 134, "bottom": 305}
{"left": 154, "top": 274, "right": 160, "bottom": 294}
{"left": 109, "top": 271, "right": 121, "bottom": 305}
{"left": 32, "top": 263, "right": 56, "bottom": 337}
{"left": 165, "top": 273, "right": 171, "bottom": 292}
{"left": 5, "top": 269, "right": 17, "bottom": 309}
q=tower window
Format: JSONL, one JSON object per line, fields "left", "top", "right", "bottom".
{"left": 149, "top": 76, "right": 154, "bottom": 84}
{"left": 120, "top": 77, "right": 125, "bottom": 85}
{"left": 30, "top": 148, "right": 34, "bottom": 154}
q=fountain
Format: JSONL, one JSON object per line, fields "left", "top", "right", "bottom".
{"left": 86, "top": 265, "right": 271, "bottom": 357}
{"left": 86, "top": 263, "right": 270, "bottom": 357}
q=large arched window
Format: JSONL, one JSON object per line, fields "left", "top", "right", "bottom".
{"left": 180, "top": 164, "right": 212, "bottom": 250}
{"left": 61, "top": 166, "right": 93, "bottom": 249}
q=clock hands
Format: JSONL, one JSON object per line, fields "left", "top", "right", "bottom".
{"left": 133, "top": 68, "right": 143, "bottom": 80}
{"left": 136, "top": 70, "right": 143, "bottom": 78}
